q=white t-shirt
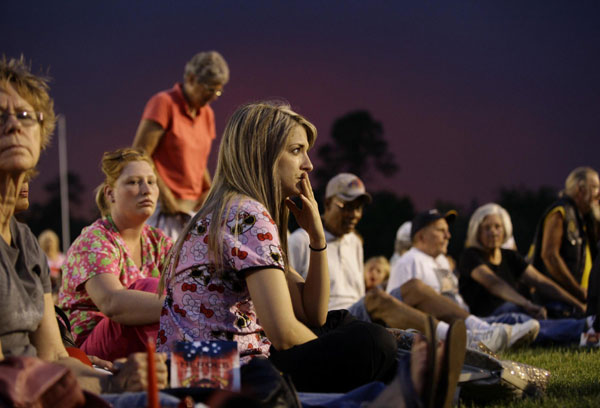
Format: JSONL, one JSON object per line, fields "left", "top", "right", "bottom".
{"left": 386, "top": 247, "right": 468, "bottom": 311}
{"left": 288, "top": 228, "right": 365, "bottom": 310}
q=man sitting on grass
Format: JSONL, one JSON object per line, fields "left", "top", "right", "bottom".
{"left": 387, "top": 209, "right": 541, "bottom": 350}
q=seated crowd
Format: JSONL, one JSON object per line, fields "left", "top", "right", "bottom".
{"left": 1, "top": 51, "right": 599, "bottom": 408}
{"left": 0, "top": 56, "right": 171, "bottom": 407}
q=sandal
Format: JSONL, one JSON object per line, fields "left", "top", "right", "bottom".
{"left": 422, "top": 316, "right": 437, "bottom": 408}
{"left": 434, "top": 319, "right": 467, "bottom": 408}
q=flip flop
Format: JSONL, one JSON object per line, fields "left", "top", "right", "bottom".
{"left": 434, "top": 319, "right": 467, "bottom": 408}
{"left": 422, "top": 315, "right": 437, "bottom": 408}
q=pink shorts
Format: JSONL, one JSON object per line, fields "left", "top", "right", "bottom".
{"left": 80, "top": 278, "right": 160, "bottom": 361}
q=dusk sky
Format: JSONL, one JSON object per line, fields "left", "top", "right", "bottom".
{"left": 3, "top": 1, "right": 599, "bottom": 217}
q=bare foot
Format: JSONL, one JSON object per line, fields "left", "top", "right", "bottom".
{"left": 369, "top": 335, "right": 440, "bottom": 407}
{"left": 433, "top": 340, "right": 444, "bottom": 388}
{"left": 410, "top": 335, "right": 428, "bottom": 396}
{"left": 411, "top": 336, "right": 445, "bottom": 397}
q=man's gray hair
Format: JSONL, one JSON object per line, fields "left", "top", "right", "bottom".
{"left": 565, "top": 166, "right": 597, "bottom": 197}
{"left": 184, "top": 51, "right": 229, "bottom": 85}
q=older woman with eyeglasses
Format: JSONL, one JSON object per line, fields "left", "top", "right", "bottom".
{"left": 59, "top": 148, "right": 172, "bottom": 361}
{"left": 133, "top": 51, "right": 229, "bottom": 239}
{"left": 0, "top": 57, "right": 169, "bottom": 396}
{"left": 0, "top": 57, "right": 56, "bottom": 361}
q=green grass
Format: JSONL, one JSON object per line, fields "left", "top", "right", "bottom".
{"left": 462, "top": 346, "right": 600, "bottom": 407}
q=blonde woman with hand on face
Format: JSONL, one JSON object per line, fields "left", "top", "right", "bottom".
{"left": 59, "top": 148, "right": 173, "bottom": 361}
{"left": 158, "top": 102, "right": 399, "bottom": 393}
{"left": 158, "top": 102, "right": 466, "bottom": 407}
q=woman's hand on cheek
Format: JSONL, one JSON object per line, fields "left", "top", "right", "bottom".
{"left": 285, "top": 174, "right": 325, "bottom": 245}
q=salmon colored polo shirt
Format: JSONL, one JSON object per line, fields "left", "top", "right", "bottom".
{"left": 142, "top": 83, "right": 216, "bottom": 200}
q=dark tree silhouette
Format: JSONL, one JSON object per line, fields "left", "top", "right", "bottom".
{"left": 17, "top": 172, "right": 93, "bottom": 249}
{"left": 290, "top": 110, "right": 402, "bottom": 238}
{"left": 313, "top": 110, "right": 399, "bottom": 202}
{"left": 358, "top": 192, "right": 415, "bottom": 259}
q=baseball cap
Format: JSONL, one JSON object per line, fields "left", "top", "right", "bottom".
{"left": 410, "top": 209, "right": 457, "bottom": 240}
{"left": 395, "top": 221, "right": 412, "bottom": 243}
{"left": 325, "top": 173, "right": 372, "bottom": 203}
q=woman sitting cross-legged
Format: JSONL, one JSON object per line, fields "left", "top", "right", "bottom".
{"left": 459, "top": 203, "right": 595, "bottom": 345}
{"left": 59, "top": 148, "right": 172, "bottom": 361}
{"left": 158, "top": 101, "right": 466, "bottom": 407}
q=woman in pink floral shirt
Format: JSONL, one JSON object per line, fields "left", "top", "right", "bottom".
{"left": 59, "top": 148, "right": 172, "bottom": 361}
{"left": 158, "top": 102, "right": 404, "bottom": 394}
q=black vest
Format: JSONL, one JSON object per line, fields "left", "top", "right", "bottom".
{"left": 531, "top": 196, "right": 589, "bottom": 284}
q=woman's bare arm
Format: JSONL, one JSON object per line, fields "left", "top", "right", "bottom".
{"left": 85, "top": 274, "right": 164, "bottom": 325}
{"left": 30, "top": 293, "right": 167, "bottom": 393}
{"left": 471, "top": 264, "right": 547, "bottom": 319}
{"left": 30, "top": 294, "right": 72, "bottom": 362}
{"left": 285, "top": 174, "right": 329, "bottom": 326}
{"left": 246, "top": 268, "right": 317, "bottom": 350}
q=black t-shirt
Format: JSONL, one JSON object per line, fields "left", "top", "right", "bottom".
{"left": 458, "top": 247, "right": 528, "bottom": 317}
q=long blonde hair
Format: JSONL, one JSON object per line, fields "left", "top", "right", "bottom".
{"left": 160, "top": 101, "right": 316, "bottom": 289}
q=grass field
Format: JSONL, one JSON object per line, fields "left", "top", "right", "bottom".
{"left": 463, "top": 346, "right": 600, "bottom": 407}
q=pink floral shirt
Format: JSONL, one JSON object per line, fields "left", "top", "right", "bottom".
{"left": 158, "top": 198, "right": 284, "bottom": 362}
{"left": 58, "top": 217, "right": 172, "bottom": 345}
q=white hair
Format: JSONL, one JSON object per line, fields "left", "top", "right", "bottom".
{"left": 564, "top": 166, "right": 597, "bottom": 197}
{"left": 465, "top": 203, "right": 513, "bottom": 249}
{"left": 394, "top": 221, "right": 412, "bottom": 255}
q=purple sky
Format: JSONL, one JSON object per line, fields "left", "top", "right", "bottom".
{"left": 3, "top": 1, "right": 599, "bottom": 217}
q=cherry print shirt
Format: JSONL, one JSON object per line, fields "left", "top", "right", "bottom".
{"left": 158, "top": 198, "right": 285, "bottom": 362}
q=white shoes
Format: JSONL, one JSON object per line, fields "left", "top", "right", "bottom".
{"left": 497, "top": 320, "right": 540, "bottom": 348}
{"left": 467, "top": 320, "right": 540, "bottom": 352}
{"left": 580, "top": 328, "right": 600, "bottom": 348}
{"left": 467, "top": 325, "right": 508, "bottom": 352}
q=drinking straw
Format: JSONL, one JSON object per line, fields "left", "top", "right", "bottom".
{"left": 146, "top": 336, "right": 159, "bottom": 408}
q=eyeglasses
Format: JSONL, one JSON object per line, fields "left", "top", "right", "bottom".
{"left": 0, "top": 109, "right": 43, "bottom": 127}
{"left": 203, "top": 85, "right": 223, "bottom": 97}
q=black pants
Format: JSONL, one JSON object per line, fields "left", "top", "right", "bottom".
{"left": 587, "top": 254, "right": 600, "bottom": 331}
{"left": 268, "top": 310, "right": 398, "bottom": 393}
